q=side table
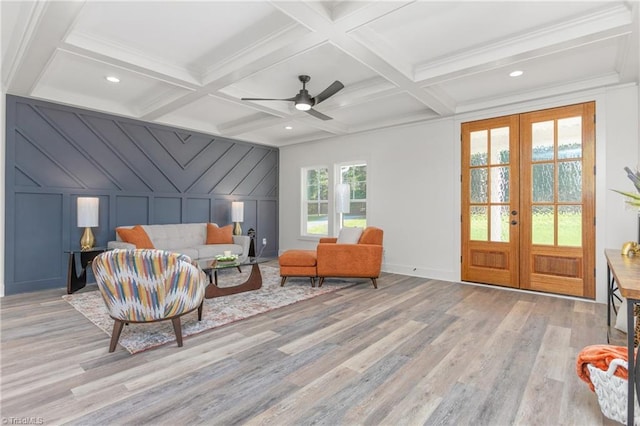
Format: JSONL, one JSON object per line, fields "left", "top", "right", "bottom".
{"left": 66, "top": 247, "right": 106, "bottom": 294}
{"left": 604, "top": 248, "right": 640, "bottom": 425}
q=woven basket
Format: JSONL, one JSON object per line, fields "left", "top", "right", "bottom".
{"left": 588, "top": 359, "right": 640, "bottom": 425}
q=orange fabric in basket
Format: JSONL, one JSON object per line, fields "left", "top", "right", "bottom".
{"left": 576, "top": 344, "right": 635, "bottom": 392}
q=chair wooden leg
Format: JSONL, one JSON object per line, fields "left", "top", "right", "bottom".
{"left": 172, "top": 317, "right": 183, "bottom": 347}
{"left": 197, "top": 300, "right": 203, "bottom": 321}
{"left": 371, "top": 277, "right": 378, "bottom": 289}
{"left": 310, "top": 277, "right": 315, "bottom": 287}
{"left": 109, "top": 320, "right": 125, "bottom": 352}
{"left": 280, "top": 276, "right": 287, "bottom": 287}
{"left": 318, "top": 277, "right": 325, "bottom": 287}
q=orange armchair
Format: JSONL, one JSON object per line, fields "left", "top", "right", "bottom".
{"left": 316, "top": 227, "right": 384, "bottom": 288}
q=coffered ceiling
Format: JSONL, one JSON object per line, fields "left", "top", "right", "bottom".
{"left": 2, "top": 1, "right": 638, "bottom": 147}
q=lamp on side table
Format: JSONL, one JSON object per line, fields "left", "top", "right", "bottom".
{"left": 232, "top": 201, "right": 244, "bottom": 236}
{"left": 77, "top": 197, "right": 99, "bottom": 251}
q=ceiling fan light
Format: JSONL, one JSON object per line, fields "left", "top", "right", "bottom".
{"left": 295, "top": 102, "right": 312, "bottom": 111}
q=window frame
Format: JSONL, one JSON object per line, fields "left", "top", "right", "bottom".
{"left": 301, "top": 165, "right": 329, "bottom": 238}
{"left": 300, "top": 161, "right": 368, "bottom": 239}
{"left": 336, "top": 161, "right": 368, "bottom": 231}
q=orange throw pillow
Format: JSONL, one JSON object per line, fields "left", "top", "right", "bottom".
{"left": 206, "top": 223, "right": 233, "bottom": 244}
{"left": 116, "top": 225, "right": 154, "bottom": 249}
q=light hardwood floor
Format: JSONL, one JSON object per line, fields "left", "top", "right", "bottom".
{"left": 0, "top": 270, "right": 620, "bottom": 425}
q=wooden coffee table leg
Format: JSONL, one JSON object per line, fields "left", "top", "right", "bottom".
{"left": 205, "top": 263, "right": 263, "bottom": 298}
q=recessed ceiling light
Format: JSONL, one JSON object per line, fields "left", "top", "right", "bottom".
{"left": 105, "top": 76, "right": 120, "bottom": 83}
{"left": 509, "top": 70, "right": 524, "bottom": 77}
{"left": 285, "top": 126, "right": 293, "bottom": 130}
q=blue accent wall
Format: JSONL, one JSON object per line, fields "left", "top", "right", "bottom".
{"left": 5, "top": 95, "right": 279, "bottom": 295}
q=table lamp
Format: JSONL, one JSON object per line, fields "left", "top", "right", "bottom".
{"left": 231, "top": 201, "right": 244, "bottom": 236}
{"left": 77, "top": 197, "right": 99, "bottom": 250}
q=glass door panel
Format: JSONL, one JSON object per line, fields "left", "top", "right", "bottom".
{"left": 559, "top": 161, "right": 582, "bottom": 202}
{"left": 469, "top": 127, "right": 511, "bottom": 243}
{"left": 490, "top": 205, "right": 510, "bottom": 242}
{"left": 490, "top": 127, "right": 510, "bottom": 164}
{"left": 471, "top": 206, "right": 488, "bottom": 241}
{"left": 558, "top": 116, "right": 582, "bottom": 159}
{"left": 532, "top": 164, "right": 554, "bottom": 202}
{"left": 530, "top": 115, "right": 584, "bottom": 248}
{"left": 558, "top": 205, "right": 582, "bottom": 246}
{"left": 532, "top": 121, "right": 555, "bottom": 161}
{"left": 532, "top": 205, "right": 554, "bottom": 245}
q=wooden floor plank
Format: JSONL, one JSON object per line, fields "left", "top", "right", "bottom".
{"left": 0, "top": 272, "right": 613, "bottom": 425}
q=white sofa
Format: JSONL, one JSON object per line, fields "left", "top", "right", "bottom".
{"left": 107, "top": 223, "right": 250, "bottom": 263}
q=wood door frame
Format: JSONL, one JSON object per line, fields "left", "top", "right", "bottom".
{"left": 461, "top": 115, "right": 520, "bottom": 288}
{"left": 519, "top": 102, "right": 596, "bottom": 298}
{"left": 461, "top": 101, "right": 596, "bottom": 299}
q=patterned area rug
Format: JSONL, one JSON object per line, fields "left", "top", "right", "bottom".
{"left": 63, "top": 265, "right": 358, "bottom": 354}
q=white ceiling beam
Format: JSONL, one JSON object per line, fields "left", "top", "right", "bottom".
{"left": 4, "top": 1, "right": 85, "bottom": 95}
{"left": 330, "top": 1, "right": 414, "bottom": 30}
{"left": 293, "top": 115, "right": 349, "bottom": 134}
{"left": 64, "top": 32, "right": 202, "bottom": 86}
{"left": 218, "top": 114, "right": 284, "bottom": 136}
{"left": 270, "top": 1, "right": 456, "bottom": 116}
{"left": 141, "top": 33, "right": 327, "bottom": 121}
{"left": 348, "top": 26, "right": 413, "bottom": 81}
{"left": 617, "top": 2, "right": 639, "bottom": 83}
{"left": 348, "top": 110, "right": 438, "bottom": 134}
{"left": 455, "top": 72, "right": 621, "bottom": 114}
{"left": 200, "top": 24, "right": 313, "bottom": 88}
{"left": 415, "top": 3, "right": 634, "bottom": 84}
{"left": 2, "top": 1, "right": 43, "bottom": 90}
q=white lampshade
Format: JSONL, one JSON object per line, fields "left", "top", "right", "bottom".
{"left": 335, "top": 183, "right": 350, "bottom": 214}
{"left": 77, "top": 197, "right": 99, "bottom": 227}
{"left": 231, "top": 201, "right": 244, "bottom": 222}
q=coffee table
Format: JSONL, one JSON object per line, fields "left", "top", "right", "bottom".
{"left": 198, "top": 257, "right": 267, "bottom": 298}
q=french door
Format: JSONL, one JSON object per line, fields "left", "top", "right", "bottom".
{"left": 461, "top": 102, "right": 595, "bottom": 298}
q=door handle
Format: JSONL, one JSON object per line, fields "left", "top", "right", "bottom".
{"left": 511, "top": 210, "right": 518, "bottom": 216}
{"left": 511, "top": 220, "right": 518, "bottom": 225}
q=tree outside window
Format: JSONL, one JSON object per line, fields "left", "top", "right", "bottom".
{"left": 304, "top": 167, "right": 328, "bottom": 235}
{"left": 340, "top": 163, "right": 367, "bottom": 228}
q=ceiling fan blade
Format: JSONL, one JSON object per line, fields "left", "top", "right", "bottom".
{"left": 241, "top": 97, "right": 296, "bottom": 101}
{"left": 313, "top": 81, "right": 344, "bottom": 105}
{"left": 305, "top": 108, "right": 333, "bottom": 121}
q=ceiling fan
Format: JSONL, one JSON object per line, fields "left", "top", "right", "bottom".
{"left": 241, "top": 75, "right": 344, "bottom": 121}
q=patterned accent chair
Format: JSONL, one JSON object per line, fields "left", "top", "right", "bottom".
{"left": 92, "top": 249, "right": 207, "bottom": 352}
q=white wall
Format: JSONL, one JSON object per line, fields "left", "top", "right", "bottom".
{"left": 279, "top": 84, "right": 639, "bottom": 304}
{"left": 603, "top": 86, "right": 640, "bottom": 247}
{"left": 280, "top": 118, "right": 458, "bottom": 281}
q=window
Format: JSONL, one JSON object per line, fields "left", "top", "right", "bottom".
{"left": 302, "top": 162, "right": 367, "bottom": 237}
{"left": 303, "top": 167, "right": 328, "bottom": 236}
{"left": 339, "top": 163, "right": 367, "bottom": 228}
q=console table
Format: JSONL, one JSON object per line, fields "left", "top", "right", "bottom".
{"left": 66, "top": 247, "right": 106, "bottom": 294}
{"left": 605, "top": 248, "right": 640, "bottom": 425}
